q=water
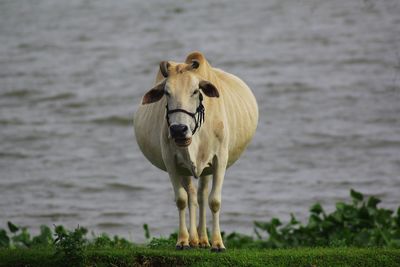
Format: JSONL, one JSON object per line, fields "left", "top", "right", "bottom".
{"left": 1, "top": 0, "right": 399, "bottom": 242}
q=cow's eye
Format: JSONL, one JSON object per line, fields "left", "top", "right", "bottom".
{"left": 192, "top": 89, "right": 199, "bottom": 96}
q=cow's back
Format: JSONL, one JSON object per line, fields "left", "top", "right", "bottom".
{"left": 212, "top": 69, "right": 258, "bottom": 167}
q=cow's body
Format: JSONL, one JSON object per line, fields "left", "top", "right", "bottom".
{"left": 134, "top": 52, "right": 258, "bottom": 251}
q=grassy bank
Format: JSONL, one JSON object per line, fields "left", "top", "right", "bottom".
{"left": 1, "top": 189, "right": 399, "bottom": 266}
{"left": 1, "top": 247, "right": 400, "bottom": 267}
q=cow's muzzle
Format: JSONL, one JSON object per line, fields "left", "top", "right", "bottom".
{"left": 175, "top": 137, "right": 192, "bottom": 147}
{"left": 170, "top": 124, "right": 192, "bottom": 147}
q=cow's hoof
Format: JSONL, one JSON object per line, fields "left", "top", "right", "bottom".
{"left": 199, "top": 241, "right": 210, "bottom": 248}
{"left": 189, "top": 240, "right": 199, "bottom": 248}
{"left": 211, "top": 247, "right": 226, "bottom": 253}
{"left": 176, "top": 245, "right": 191, "bottom": 250}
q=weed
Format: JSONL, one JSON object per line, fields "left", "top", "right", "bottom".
{"left": 143, "top": 223, "right": 150, "bottom": 239}
{"left": 228, "top": 189, "right": 400, "bottom": 249}
{"left": 89, "top": 233, "right": 134, "bottom": 249}
{"left": 0, "top": 189, "right": 399, "bottom": 252}
{"left": 54, "top": 225, "right": 88, "bottom": 267}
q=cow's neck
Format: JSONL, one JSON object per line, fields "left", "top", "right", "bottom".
{"left": 173, "top": 135, "right": 210, "bottom": 178}
{"left": 176, "top": 146, "right": 198, "bottom": 178}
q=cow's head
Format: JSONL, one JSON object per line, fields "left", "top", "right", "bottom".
{"left": 142, "top": 53, "right": 219, "bottom": 147}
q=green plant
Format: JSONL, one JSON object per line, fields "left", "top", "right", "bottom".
{"left": 4, "top": 222, "right": 32, "bottom": 248}
{"left": 0, "top": 222, "right": 54, "bottom": 249}
{"left": 147, "top": 232, "right": 177, "bottom": 249}
{"left": 143, "top": 223, "right": 151, "bottom": 239}
{"left": 54, "top": 225, "right": 88, "bottom": 267}
{"left": 252, "top": 189, "right": 400, "bottom": 248}
{"left": 223, "top": 232, "right": 262, "bottom": 249}
{"left": 0, "top": 229, "right": 10, "bottom": 248}
{"left": 89, "top": 233, "right": 134, "bottom": 249}
{"left": 0, "top": 189, "right": 399, "bottom": 252}
{"left": 32, "top": 225, "right": 53, "bottom": 247}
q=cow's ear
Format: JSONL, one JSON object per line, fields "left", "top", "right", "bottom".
{"left": 199, "top": 81, "right": 219, "bottom": 98}
{"left": 142, "top": 82, "right": 165, "bottom": 104}
{"left": 160, "top": 61, "right": 170, "bottom": 78}
{"left": 191, "top": 59, "right": 200, "bottom": 69}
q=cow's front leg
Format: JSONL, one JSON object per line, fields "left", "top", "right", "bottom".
{"left": 181, "top": 176, "right": 199, "bottom": 248}
{"left": 198, "top": 175, "right": 211, "bottom": 248}
{"left": 169, "top": 173, "right": 190, "bottom": 249}
{"left": 209, "top": 159, "right": 226, "bottom": 252}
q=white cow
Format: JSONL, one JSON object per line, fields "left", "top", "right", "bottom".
{"left": 134, "top": 52, "right": 258, "bottom": 251}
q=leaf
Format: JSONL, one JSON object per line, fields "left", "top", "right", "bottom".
{"left": 54, "top": 225, "right": 66, "bottom": 236}
{"left": 367, "top": 196, "right": 381, "bottom": 208}
{"left": 396, "top": 207, "right": 400, "bottom": 227}
{"left": 271, "top": 218, "right": 282, "bottom": 227}
{"left": 389, "top": 239, "right": 400, "bottom": 248}
{"left": 350, "top": 189, "right": 363, "bottom": 202}
{"left": 143, "top": 224, "right": 150, "bottom": 239}
{"left": 12, "top": 228, "right": 31, "bottom": 247}
{"left": 321, "top": 220, "right": 335, "bottom": 231}
{"left": 331, "top": 211, "right": 343, "bottom": 223}
{"left": 0, "top": 229, "right": 10, "bottom": 248}
{"left": 378, "top": 228, "right": 391, "bottom": 246}
{"left": 336, "top": 202, "right": 346, "bottom": 212}
{"left": 358, "top": 205, "right": 371, "bottom": 222}
{"left": 308, "top": 214, "right": 322, "bottom": 229}
{"left": 7, "top": 221, "right": 19, "bottom": 233}
{"left": 254, "top": 226, "right": 262, "bottom": 239}
{"left": 310, "top": 203, "right": 324, "bottom": 215}
{"left": 290, "top": 213, "right": 299, "bottom": 225}
{"left": 32, "top": 225, "right": 53, "bottom": 246}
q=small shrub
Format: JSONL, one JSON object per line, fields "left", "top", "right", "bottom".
{"left": 32, "top": 225, "right": 53, "bottom": 247}
{"left": 54, "top": 225, "right": 88, "bottom": 267}
{"left": 0, "top": 189, "right": 399, "bottom": 251}
{"left": 0, "top": 229, "right": 10, "bottom": 248}
{"left": 90, "top": 233, "right": 134, "bottom": 249}
{"left": 148, "top": 232, "right": 177, "bottom": 249}
{"left": 252, "top": 189, "right": 400, "bottom": 248}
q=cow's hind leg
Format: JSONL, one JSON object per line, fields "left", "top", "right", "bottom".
{"left": 169, "top": 173, "right": 190, "bottom": 249}
{"left": 181, "top": 176, "right": 199, "bottom": 248}
{"left": 198, "top": 175, "right": 211, "bottom": 248}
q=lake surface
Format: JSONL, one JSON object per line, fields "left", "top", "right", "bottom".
{"left": 1, "top": 0, "right": 399, "bottom": 242}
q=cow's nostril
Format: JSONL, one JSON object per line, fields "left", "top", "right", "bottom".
{"left": 180, "top": 125, "right": 188, "bottom": 132}
{"left": 170, "top": 124, "right": 188, "bottom": 138}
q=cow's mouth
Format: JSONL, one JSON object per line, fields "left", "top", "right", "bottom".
{"left": 174, "top": 137, "right": 192, "bottom": 147}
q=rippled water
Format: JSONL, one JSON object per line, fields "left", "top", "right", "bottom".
{"left": 1, "top": 0, "right": 399, "bottom": 242}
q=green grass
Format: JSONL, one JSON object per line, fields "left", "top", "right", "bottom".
{"left": 1, "top": 189, "right": 399, "bottom": 266}
{"left": 1, "top": 247, "right": 400, "bottom": 267}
